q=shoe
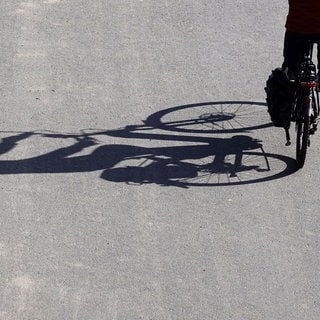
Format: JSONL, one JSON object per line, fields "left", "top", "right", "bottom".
{"left": 283, "top": 67, "right": 296, "bottom": 83}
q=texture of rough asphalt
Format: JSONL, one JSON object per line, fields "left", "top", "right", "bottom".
{"left": 0, "top": 1, "right": 319, "bottom": 319}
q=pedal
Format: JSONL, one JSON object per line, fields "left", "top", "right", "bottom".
{"left": 310, "top": 124, "right": 317, "bottom": 134}
{"left": 285, "top": 127, "right": 291, "bottom": 146}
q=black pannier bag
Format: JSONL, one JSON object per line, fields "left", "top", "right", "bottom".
{"left": 265, "top": 68, "right": 296, "bottom": 127}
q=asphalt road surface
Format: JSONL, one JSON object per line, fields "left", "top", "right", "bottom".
{"left": 1, "top": 1, "right": 319, "bottom": 319}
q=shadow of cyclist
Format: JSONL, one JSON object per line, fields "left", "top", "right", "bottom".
{"left": 0, "top": 132, "right": 34, "bottom": 156}
{"left": 0, "top": 100, "right": 297, "bottom": 186}
{"left": 0, "top": 132, "right": 261, "bottom": 180}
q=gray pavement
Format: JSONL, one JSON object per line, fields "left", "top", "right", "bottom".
{"left": 1, "top": 1, "right": 320, "bottom": 319}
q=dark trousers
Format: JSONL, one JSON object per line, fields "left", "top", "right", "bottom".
{"left": 282, "top": 30, "right": 320, "bottom": 73}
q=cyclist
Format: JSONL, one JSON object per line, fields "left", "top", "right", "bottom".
{"left": 282, "top": 0, "right": 320, "bottom": 81}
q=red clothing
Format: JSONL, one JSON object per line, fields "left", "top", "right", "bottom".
{"left": 285, "top": 0, "right": 320, "bottom": 34}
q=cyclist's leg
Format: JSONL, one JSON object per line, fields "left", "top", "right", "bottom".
{"left": 282, "top": 30, "right": 309, "bottom": 73}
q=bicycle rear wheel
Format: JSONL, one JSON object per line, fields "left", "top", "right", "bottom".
{"left": 296, "top": 114, "right": 310, "bottom": 168}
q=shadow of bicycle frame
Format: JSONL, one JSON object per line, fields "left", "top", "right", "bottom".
{"left": 0, "top": 101, "right": 297, "bottom": 187}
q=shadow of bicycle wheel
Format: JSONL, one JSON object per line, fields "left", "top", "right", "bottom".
{"left": 145, "top": 101, "right": 271, "bottom": 134}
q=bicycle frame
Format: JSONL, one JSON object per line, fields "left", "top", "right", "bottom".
{"left": 296, "top": 43, "right": 319, "bottom": 118}
{"left": 291, "top": 41, "right": 320, "bottom": 167}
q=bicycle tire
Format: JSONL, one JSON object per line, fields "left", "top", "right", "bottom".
{"left": 296, "top": 113, "right": 310, "bottom": 168}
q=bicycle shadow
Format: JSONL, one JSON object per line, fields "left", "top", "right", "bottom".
{"left": 99, "top": 135, "right": 281, "bottom": 187}
{"left": 0, "top": 131, "right": 293, "bottom": 187}
{"left": 102, "top": 126, "right": 296, "bottom": 187}
{"left": 0, "top": 101, "right": 297, "bottom": 187}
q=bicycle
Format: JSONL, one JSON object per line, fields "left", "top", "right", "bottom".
{"left": 285, "top": 41, "right": 320, "bottom": 168}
